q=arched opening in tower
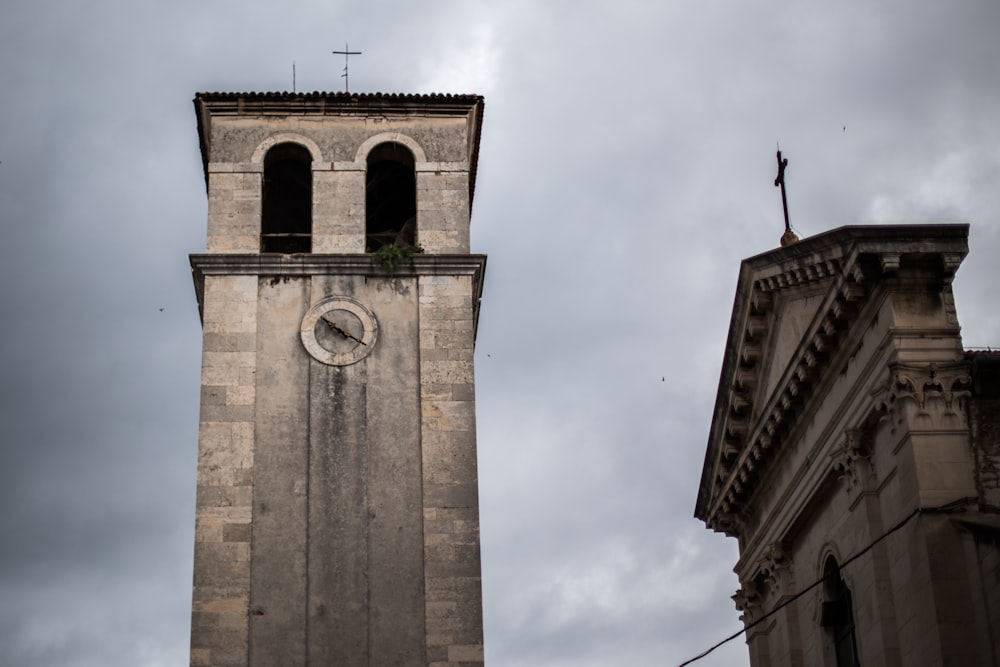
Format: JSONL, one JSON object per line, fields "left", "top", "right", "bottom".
{"left": 366, "top": 142, "right": 416, "bottom": 252}
{"left": 262, "top": 143, "right": 312, "bottom": 253}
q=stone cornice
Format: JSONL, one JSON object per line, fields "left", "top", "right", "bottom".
{"left": 190, "top": 253, "right": 487, "bottom": 338}
{"left": 190, "top": 253, "right": 486, "bottom": 276}
{"left": 695, "top": 224, "right": 969, "bottom": 536}
{"left": 873, "top": 360, "right": 972, "bottom": 434}
{"left": 194, "top": 91, "right": 484, "bottom": 117}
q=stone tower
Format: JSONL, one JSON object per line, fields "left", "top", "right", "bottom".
{"left": 188, "top": 92, "right": 487, "bottom": 667}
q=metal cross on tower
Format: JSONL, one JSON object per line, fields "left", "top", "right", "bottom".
{"left": 332, "top": 44, "right": 362, "bottom": 92}
{"left": 774, "top": 149, "right": 798, "bottom": 246}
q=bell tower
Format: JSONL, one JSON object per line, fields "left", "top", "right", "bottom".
{"left": 188, "top": 92, "right": 487, "bottom": 667}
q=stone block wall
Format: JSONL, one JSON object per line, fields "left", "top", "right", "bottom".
{"left": 206, "top": 171, "right": 261, "bottom": 253}
{"left": 419, "top": 274, "right": 484, "bottom": 665}
{"left": 417, "top": 170, "right": 472, "bottom": 254}
{"left": 312, "top": 167, "right": 364, "bottom": 253}
{"left": 191, "top": 274, "right": 257, "bottom": 667}
{"left": 189, "top": 260, "right": 487, "bottom": 667}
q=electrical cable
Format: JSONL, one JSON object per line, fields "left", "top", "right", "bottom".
{"left": 676, "top": 497, "right": 979, "bottom": 666}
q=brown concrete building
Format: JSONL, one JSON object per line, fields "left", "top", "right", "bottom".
{"left": 696, "top": 225, "right": 1000, "bottom": 666}
{"left": 187, "top": 92, "right": 487, "bottom": 666}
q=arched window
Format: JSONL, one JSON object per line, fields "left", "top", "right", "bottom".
{"left": 821, "top": 557, "right": 861, "bottom": 667}
{"left": 262, "top": 143, "right": 312, "bottom": 253}
{"left": 365, "top": 142, "right": 416, "bottom": 252}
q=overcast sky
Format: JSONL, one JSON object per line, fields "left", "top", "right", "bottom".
{"left": 1, "top": 1, "right": 999, "bottom": 666}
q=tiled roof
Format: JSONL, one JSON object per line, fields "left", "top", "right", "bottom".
{"left": 196, "top": 90, "right": 483, "bottom": 101}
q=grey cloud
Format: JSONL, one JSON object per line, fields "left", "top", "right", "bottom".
{"left": 2, "top": 1, "right": 999, "bottom": 666}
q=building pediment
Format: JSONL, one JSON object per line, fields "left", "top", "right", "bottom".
{"left": 695, "top": 225, "right": 968, "bottom": 535}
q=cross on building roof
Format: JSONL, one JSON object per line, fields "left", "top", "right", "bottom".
{"left": 332, "top": 44, "right": 362, "bottom": 92}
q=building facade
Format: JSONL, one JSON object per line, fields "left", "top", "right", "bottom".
{"left": 188, "top": 92, "right": 487, "bottom": 667}
{"left": 696, "top": 225, "right": 1000, "bottom": 666}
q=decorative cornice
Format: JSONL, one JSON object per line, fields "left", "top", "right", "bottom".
{"left": 704, "top": 255, "right": 870, "bottom": 533}
{"left": 189, "top": 253, "right": 487, "bottom": 337}
{"left": 696, "top": 224, "right": 970, "bottom": 535}
{"left": 872, "top": 361, "right": 971, "bottom": 433}
{"left": 194, "top": 91, "right": 484, "bottom": 116}
{"left": 190, "top": 253, "right": 486, "bottom": 277}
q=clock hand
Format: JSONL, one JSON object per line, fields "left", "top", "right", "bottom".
{"left": 338, "top": 324, "right": 368, "bottom": 346}
{"left": 322, "top": 315, "right": 368, "bottom": 345}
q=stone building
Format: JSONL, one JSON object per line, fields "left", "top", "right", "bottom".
{"left": 187, "top": 91, "right": 487, "bottom": 666}
{"left": 696, "top": 225, "right": 1000, "bottom": 666}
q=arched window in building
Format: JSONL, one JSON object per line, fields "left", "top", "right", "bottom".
{"left": 365, "top": 142, "right": 416, "bottom": 252}
{"left": 262, "top": 143, "right": 312, "bottom": 253}
{"left": 821, "top": 556, "right": 861, "bottom": 667}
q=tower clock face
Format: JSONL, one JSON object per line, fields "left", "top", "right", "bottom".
{"left": 300, "top": 296, "right": 378, "bottom": 366}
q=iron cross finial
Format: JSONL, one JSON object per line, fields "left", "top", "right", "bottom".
{"left": 332, "top": 44, "right": 362, "bottom": 93}
{"left": 775, "top": 149, "right": 798, "bottom": 246}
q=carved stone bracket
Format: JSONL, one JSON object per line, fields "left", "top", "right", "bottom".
{"left": 757, "top": 542, "right": 794, "bottom": 597}
{"left": 879, "top": 252, "right": 901, "bottom": 273}
{"left": 733, "top": 583, "right": 762, "bottom": 625}
{"left": 876, "top": 362, "right": 971, "bottom": 431}
{"left": 941, "top": 253, "right": 964, "bottom": 275}
{"left": 713, "top": 510, "right": 746, "bottom": 538}
{"left": 830, "top": 428, "right": 873, "bottom": 492}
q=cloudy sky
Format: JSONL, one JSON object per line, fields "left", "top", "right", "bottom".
{"left": 2, "top": 1, "right": 999, "bottom": 665}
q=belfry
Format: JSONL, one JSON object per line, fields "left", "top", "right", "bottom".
{"left": 188, "top": 91, "right": 487, "bottom": 666}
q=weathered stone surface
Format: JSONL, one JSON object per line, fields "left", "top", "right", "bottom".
{"left": 190, "top": 92, "right": 487, "bottom": 666}
{"left": 696, "top": 225, "right": 1000, "bottom": 667}
{"left": 425, "top": 483, "right": 480, "bottom": 509}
